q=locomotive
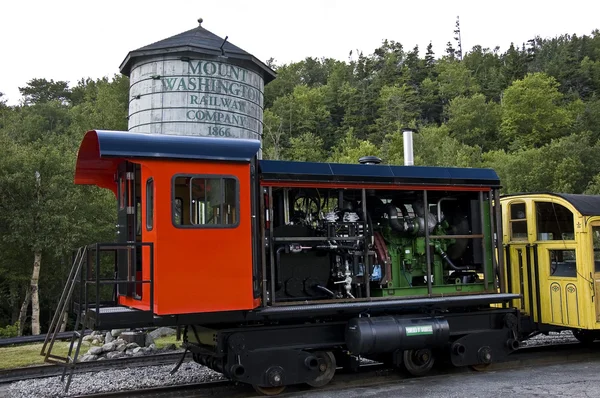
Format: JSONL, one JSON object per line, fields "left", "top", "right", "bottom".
{"left": 43, "top": 129, "right": 524, "bottom": 395}
{"left": 38, "top": 19, "right": 600, "bottom": 396}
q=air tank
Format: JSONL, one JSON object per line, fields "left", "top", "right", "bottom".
{"left": 119, "top": 18, "right": 275, "bottom": 147}
{"left": 345, "top": 316, "right": 450, "bottom": 355}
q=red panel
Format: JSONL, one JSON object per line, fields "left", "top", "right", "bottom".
{"left": 74, "top": 130, "right": 120, "bottom": 195}
{"left": 136, "top": 159, "right": 255, "bottom": 315}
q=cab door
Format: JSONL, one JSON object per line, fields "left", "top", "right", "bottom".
{"left": 538, "top": 244, "right": 580, "bottom": 327}
{"left": 505, "top": 201, "right": 531, "bottom": 314}
{"left": 116, "top": 161, "right": 137, "bottom": 298}
{"left": 590, "top": 223, "right": 600, "bottom": 322}
{"left": 534, "top": 201, "right": 581, "bottom": 328}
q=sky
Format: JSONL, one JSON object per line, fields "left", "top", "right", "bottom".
{"left": 1, "top": 0, "right": 599, "bottom": 105}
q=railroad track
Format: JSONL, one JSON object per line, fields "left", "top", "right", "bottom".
{"left": 61, "top": 341, "right": 600, "bottom": 398}
{"left": 0, "top": 351, "right": 190, "bottom": 384}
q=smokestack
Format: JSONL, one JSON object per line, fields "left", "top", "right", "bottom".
{"left": 402, "top": 128, "right": 415, "bottom": 166}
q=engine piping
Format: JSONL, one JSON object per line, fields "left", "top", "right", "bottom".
{"left": 385, "top": 204, "right": 407, "bottom": 233}
{"left": 437, "top": 197, "right": 457, "bottom": 223}
{"left": 437, "top": 247, "right": 472, "bottom": 270}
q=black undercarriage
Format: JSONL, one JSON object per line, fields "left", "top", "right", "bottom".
{"left": 182, "top": 305, "right": 520, "bottom": 390}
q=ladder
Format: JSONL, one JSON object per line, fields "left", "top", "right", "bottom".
{"left": 40, "top": 246, "right": 88, "bottom": 392}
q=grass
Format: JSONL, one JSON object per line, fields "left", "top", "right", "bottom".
{"left": 153, "top": 334, "right": 180, "bottom": 349}
{"left": 0, "top": 335, "right": 182, "bottom": 370}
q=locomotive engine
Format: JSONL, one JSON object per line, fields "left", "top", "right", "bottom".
{"left": 269, "top": 187, "right": 487, "bottom": 302}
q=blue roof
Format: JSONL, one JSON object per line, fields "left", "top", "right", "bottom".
{"left": 92, "top": 130, "right": 261, "bottom": 162}
{"left": 258, "top": 160, "right": 500, "bottom": 187}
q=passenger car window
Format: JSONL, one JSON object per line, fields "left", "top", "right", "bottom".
{"left": 509, "top": 202, "right": 527, "bottom": 241}
{"left": 535, "top": 202, "right": 574, "bottom": 241}
{"left": 549, "top": 249, "right": 576, "bottom": 277}
{"left": 593, "top": 227, "right": 600, "bottom": 272}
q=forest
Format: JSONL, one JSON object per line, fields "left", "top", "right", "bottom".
{"left": 1, "top": 26, "right": 600, "bottom": 336}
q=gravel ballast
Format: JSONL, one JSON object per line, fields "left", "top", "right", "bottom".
{"left": 521, "top": 330, "right": 579, "bottom": 347}
{"left": 7, "top": 361, "right": 224, "bottom": 398}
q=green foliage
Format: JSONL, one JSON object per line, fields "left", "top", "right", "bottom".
{"left": 19, "top": 78, "right": 71, "bottom": 105}
{"left": 0, "top": 76, "right": 123, "bottom": 334}
{"left": 286, "top": 132, "right": 326, "bottom": 162}
{"left": 0, "top": 322, "right": 19, "bottom": 338}
{"left": 483, "top": 132, "right": 600, "bottom": 194}
{"left": 500, "top": 73, "right": 575, "bottom": 149}
{"left": 373, "top": 84, "right": 421, "bottom": 144}
{"left": 435, "top": 59, "right": 480, "bottom": 105}
{"left": 446, "top": 93, "right": 502, "bottom": 150}
{"left": 270, "top": 85, "right": 331, "bottom": 147}
{"left": 329, "top": 129, "right": 381, "bottom": 164}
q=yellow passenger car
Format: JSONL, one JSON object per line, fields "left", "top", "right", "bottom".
{"left": 500, "top": 193, "right": 600, "bottom": 342}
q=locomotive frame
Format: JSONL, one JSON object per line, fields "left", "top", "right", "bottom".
{"left": 43, "top": 129, "right": 526, "bottom": 394}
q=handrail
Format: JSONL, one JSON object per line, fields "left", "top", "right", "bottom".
{"left": 72, "top": 242, "right": 154, "bottom": 320}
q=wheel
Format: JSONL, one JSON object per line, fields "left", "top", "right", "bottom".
{"left": 470, "top": 363, "right": 492, "bottom": 372}
{"left": 573, "top": 330, "right": 597, "bottom": 345}
{"left": 252, "top": 385, "right": 287, "bottom": 396}
{"left": 403, "top": 349, "right": 435, "bottom": 377}
{"left": 307, "top": 351, "right": 337, "bottom": 388}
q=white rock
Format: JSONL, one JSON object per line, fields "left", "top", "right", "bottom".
{"left": 149, "top": 327, "right": 177, "bottom": 340}
{"left": 111, "top": 328, "right": 127, "bottom": 338}
{"left": 88, "top": 346, "right": 103, "bottom": 356}
{"left": 145, "top": 334, "right": 155, "bottom": 347}
{"left": 102, "top": 342, "right": 116, "bottom": 352}
{"left": 80, "top": 354, "right": 98, "bottom": 362}
{"left": 105, "top": 351, "right": 123, "bottom": 359}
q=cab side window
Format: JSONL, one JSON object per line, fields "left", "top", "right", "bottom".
{"left": 172, "top": 176, "right": 238, "bottom": 227}
{"left": 509, "top": 202, "right": 528, "bottom": 241}
{"left": 146, "top": 179, "right": 154, "bottom": 231}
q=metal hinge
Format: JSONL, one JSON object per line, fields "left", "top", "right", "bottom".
{"left": 126, "top": 206, "right": 135, "bottom": 214}
{"left": 125, "top": 172, "right": 135, "bottom": 180}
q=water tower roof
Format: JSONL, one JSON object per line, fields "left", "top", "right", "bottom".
{"left": 119, "top": 19, "right": 276, "bottom": 82}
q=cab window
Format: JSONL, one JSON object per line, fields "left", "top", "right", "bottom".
{"left": 172, "top": 176, "right": 238, "bottom": 227}
{"left": 509, "top": 202, "right": 528, "bottom": 241}
{"left": 535, "top": 202, "right": 574, "bottom": 241}
{"left": 146, "top": 179, "right": 154, "bottom": 231}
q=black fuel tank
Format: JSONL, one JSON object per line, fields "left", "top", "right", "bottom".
{"left": 345, "top": 316, "right": 450, "bottom": 355}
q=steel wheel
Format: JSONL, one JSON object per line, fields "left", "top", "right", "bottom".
{"left": 574, "top": 330, "right": 597, "bottom": 345}
{"left": 470, "top": 363, "right": 492, "bottom": 372}
{"left": 307, "top": 351, "right": 337, "bottom": 387}
{"left": 252, "top": 385, "right": 287, "bottom": 396}
{"left": 403, "top": 349, "right": 435, "bottom": 377}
